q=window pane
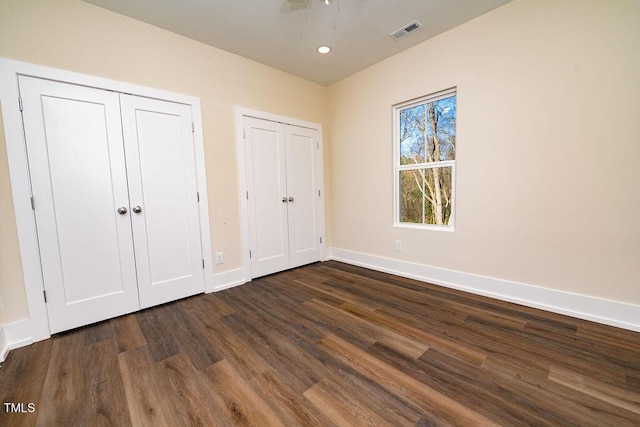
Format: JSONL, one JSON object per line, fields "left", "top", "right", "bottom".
{"left": 399, "top": 104, "right": 426, "bottom": 165}
{"left": 399, "top": 169, "right": 424, "bottom": 223}
{"left": 399, "top": 94, "right": 456, "bottom": 165}
{"left": 399, "top": 166, "right": 453, "bottom": 226}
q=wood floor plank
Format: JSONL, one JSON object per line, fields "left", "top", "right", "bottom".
{"left": 156, "top": 352, "right": 231, "bottom": 426}
{"left": 319, "top": 263, "right": 529, "bottom": 331}
{"left": 186, "top": 303, "right": 271, "bottom": 381}
{"left": 575, "top": 326, "right": 640, "bottom": 363}
{"left": 373, "top": 303, "right": 536, "bottom": 367}
{"left": 36, "top": 331, "right": 131, "bottom": 426}
{"left": 261, "top": 274, "right": 321, "bottom": 304}
{"left": 340, "top": 302, "right": 487, "bottom": 365}
{"left": 219, "top": 283, "right": 327, "bottom": 343}
{"left": 0, "top": 340, "right": 52, "bottom": 427}
{"left": 219, "top": 292, "right": 415, "bottom": 427}
{"left": 321, "top": 262, "right": 578, "bottom": 327}
{"left": 35, "top": 330, "right": 87, "bottom": 427}
{"left": 482, "top": 355, "right": 640, "bottom": 425}
{"left": 154, "top": 302, "right": 223, "bottom": 371}
{"left": 135, "top": 307, "right": 181, "bottom": 363}
{"left": 523, "top": 321, "right": 640, "bottom": 376}
{"left": 180, "top": 292, "right": 236, "bottom": 318}
{"left": 549, "top": 366, "right": 640, "bottom": 416}
{"left": 118, "top": 345, "right": 182, "bottom": 427}
{"left": 304, "top": 298, "right": 428, "bottom": 359}
{"left": 204, "top": 359, "right": 285, "bottom": 427}
{"left": 318, "top": 333, "right": 497, "bottom": 426}
{"left": 321, "top": 275, "right": 468, "bottom": 327}
{"left": 412, "top": 346, "right": 557, "bottom": 426}
{"left": 84, "top": 320, "right": 114, "bottom": 346}
{"left": 250, "top": 369, "right": 337, "bottom": 427}
{"left": 627, "top": 374, "right": 640, "bottom": 393}
{"left": 304, "top": 378, "right": 389, "bottom": 427}
{"left": 320, "top": 365, "right": 426, "bottom": 426}
{"left": 111, "top": 314, "right": 146, "bottom": 354}
{"left": 463, "top": 315, "right": 632, "bottom": 386}
{"left": 201, "top": 293, "right": 237, "bottom": 317}
{"left": 294, "top": 273, "right": 382, "bottom": 310}
{"left": 239, "top": 298, "right": 426, "bottom": 425}
{"left": 221, "top": 311, "right": 326, "bottom": 395}
{"left": 79, "top": 339, "right": 132, "bottom": 426}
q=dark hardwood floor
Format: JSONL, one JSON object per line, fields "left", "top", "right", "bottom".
{"left": 2, "top": 261, "right": 639, "bottom": 426}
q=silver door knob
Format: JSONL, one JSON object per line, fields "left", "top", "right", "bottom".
{"left": 132, "top": 206, "right": 142, "bottom": 213}
{"left": 288, "top": 197, "right": 294, "bottom": 202}
{"left": 117, "top": 207, "right": 128, "bottom": 215}
{"left": 282, "top": 197, "right": 288, "bottom": 203}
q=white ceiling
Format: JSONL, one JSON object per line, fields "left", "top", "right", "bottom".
{"left": 83, "top": 0, "right": 513, "bottom": 86}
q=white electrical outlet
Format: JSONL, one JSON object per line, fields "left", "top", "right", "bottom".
{"left": 395, "top": 240, "right": 402, "bottom": 252}
{"left": 215, "top": 252, "right": 224, "bottom": 265}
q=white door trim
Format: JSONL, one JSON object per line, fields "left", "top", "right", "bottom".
{"left": 234, "top": 107, "right": 326, "bottom": 282}
{"left": 0, "top": 57, "right": 213, "bottom": 341}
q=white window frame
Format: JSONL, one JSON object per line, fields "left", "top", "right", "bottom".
{"left": 393, "top": 88, "right": 457, "bottom": 231}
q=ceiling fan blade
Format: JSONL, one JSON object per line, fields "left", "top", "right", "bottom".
{"left": 280, "top": 0, "right": 311, "bottom": 13}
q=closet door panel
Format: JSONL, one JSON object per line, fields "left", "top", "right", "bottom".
{"left": 120, "top": 95, "right": 204, "bottom": 308}
{"left": 18, "top": 76, "right": 139, "bottom": 333}
{"left": 285, "top": 125, "right": 322, "bottom": 268}
{"left": 244, "top": 117, "right": 290, "bottom": 278}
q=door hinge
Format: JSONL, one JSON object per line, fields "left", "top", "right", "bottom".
{"left": 43, "top": 290, "right": 47, "bottom": 303}
{"left": 318, "top": 189, "right": 321, "bottom": 197}
{"left": 249, "top": 250, "right": 252, "bottom": 259}
{"left": 18, "top": 97, "right": 23, "bottom": 112}
{"left": 320, "top": 237, "right": 323, "bottom": 244}
{"left": 316, "top": 140, "right": 319, "bottom": 149}
{"left": 243, "top": 130, "right": 246, "bottom": 139}
{"left": 246, "top": 191, "right": 249, "bottom": 200}
{"left": 202, "top": 259, "right": 205, "bottom": 269}
{"left": 192, "top": 122, "right": 195, "bottom": 133}
{"left": 197, "top": 192, "right": 200, "bottom": 202}
{"left": 30, "top": 196, "right": 35, "bottom": 210}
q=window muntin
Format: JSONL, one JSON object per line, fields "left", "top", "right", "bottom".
{"left": 395, "top": 89, "right": 456, "bottom": 229}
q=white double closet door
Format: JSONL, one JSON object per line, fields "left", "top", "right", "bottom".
{"left": 19, "top": 76, "right": 204, "bottom": 334}
{"left": 244, "top": 117, "right": 323, "bottom": 278}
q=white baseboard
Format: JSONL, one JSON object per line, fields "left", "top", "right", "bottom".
{"left": 209, "top": 267, "right": 247, "bottom": 293}
{"left": 325, "top": 247, "right": 640, "bottom": 333}
{"left": 0, "top": 319, "right": 33, "bottom": 362}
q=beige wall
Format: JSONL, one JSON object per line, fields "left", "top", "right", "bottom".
{"left": 0, "top": 0, "right": 327, "bottom": 325}
{"left": 327, "top": 0, "right": 640, "bottom": 303}
{"left": 0, "top": 105, "right": 28, "bottom": 325}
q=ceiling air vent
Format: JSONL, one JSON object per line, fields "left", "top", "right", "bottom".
{"left": 389, "top": 21, "right": 423, "bottom": 40}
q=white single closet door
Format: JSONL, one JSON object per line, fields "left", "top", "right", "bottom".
{"left": 285, "top": 125, "right": 322, "bottom": 268}
{"left": 18, "top": 76, "right": 139, "bottom": 333}
{"left": 120, "top": 94, "right": 204, "bottom": 308}
{"left": 244, "top": 117, "right": 290, "bottom": 278}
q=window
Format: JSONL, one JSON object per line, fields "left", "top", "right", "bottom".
{"left": 394, "top": 89, "right": 456, "bottom": 230}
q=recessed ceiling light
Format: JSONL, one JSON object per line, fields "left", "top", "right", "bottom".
{"left": 317, "top": 45, "right": 331, "bottom": 54}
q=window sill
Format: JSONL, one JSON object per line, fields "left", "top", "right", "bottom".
{"left": 393, "top": 222, "right": 455, "bottom": 232}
